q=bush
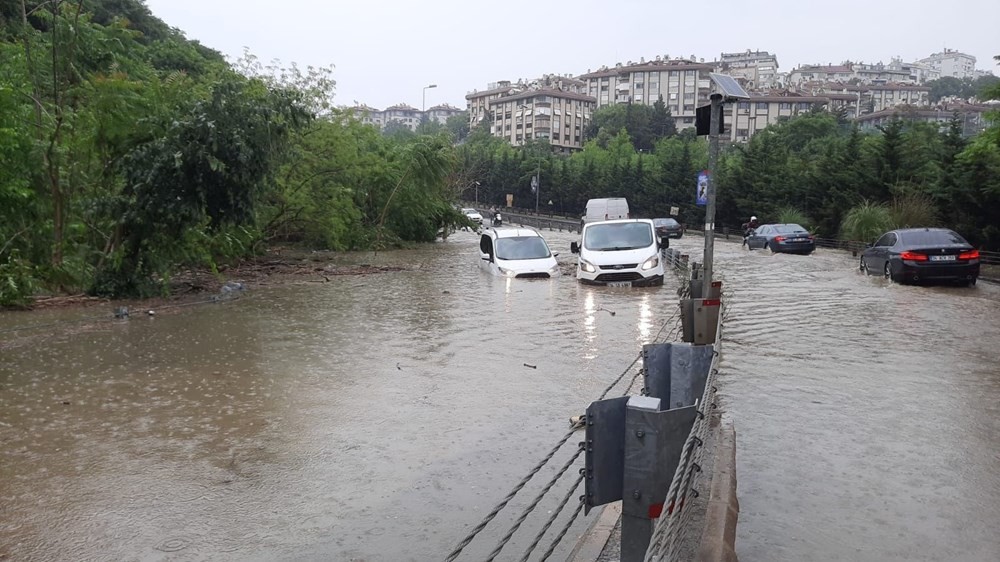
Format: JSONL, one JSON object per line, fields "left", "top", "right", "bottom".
{"left": 840, "top": 200, "right": 892, "bottom": 242}
{"left": 776, "top": 207, "right": 812, "bottom": 230}
{"left": 0, "top": 251, "right": 38, "bottom": 308}
{"left": 889, "top": 193, "right": 937, "bottom": 229}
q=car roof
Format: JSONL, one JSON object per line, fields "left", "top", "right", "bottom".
{"left": 488, "top": 227, "right": 543, "bottom": 238}
{"left": 585, "top": 218, "right": 652, "bottom": 226}
{"left": 892, "top": 227, "right": 951, "bottom": 233}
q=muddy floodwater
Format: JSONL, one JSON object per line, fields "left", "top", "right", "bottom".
{"left": 714, "top": 237, "right": 1000, "bottom": 561}
{"left": 1, "top": 229, "right": 683, "bottom": 561}
{"left": 3, "top": 228, "right": 999, "bottom": 561}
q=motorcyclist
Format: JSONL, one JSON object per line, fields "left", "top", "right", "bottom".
{"left": 741, "top": 216, "right": 759, "bottom": 246}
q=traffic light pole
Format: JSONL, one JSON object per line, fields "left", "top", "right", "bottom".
{"left": 703, "top": 93, "right": 722, "bottom": 290}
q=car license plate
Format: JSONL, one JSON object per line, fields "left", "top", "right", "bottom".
{"left": 929, "top": 255, "right": 956, "bottom": 261}
{"left": 607, "top": 281, "right": 632, "bottom": 288}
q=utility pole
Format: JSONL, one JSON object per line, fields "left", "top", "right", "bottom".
{"left": 703, "top": 93, "right": 722, "bottom": 289}
{"left": 534, "top": 159, "right": 540, "bottom": 213}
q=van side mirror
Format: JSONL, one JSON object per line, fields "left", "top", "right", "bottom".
{"left": 570, "top": 242, "right": 580, "bottom": 254}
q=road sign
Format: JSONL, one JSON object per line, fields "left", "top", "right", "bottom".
{"left": 670, "top": 206, "right": 679, "bottom": 216}
{"left": 530, "top": 175, "right": 538, "bottom": 193}
{"left": 696, "top": 170, "right": 710, "bottom": 206}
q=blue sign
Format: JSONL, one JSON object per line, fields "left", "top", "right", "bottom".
{"left": 696, "top": 170, "right": 710, "bottom": 206}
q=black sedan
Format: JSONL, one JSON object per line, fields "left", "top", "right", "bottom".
{"left": 653, "top": 218, "right": 683, "bottom": 239}
{"left": 860, "top": 228, "right": 979, "bottom": 286}
{"left": 745, "top": 223, "right": 815, "bottom": 254}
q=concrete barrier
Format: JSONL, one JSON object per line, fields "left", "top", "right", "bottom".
{"left": 695, "top": 422, "right": 739, "bottom": 562}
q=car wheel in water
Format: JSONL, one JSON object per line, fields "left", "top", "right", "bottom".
{"left": 968, "top": 277, "right": 977, "bottom": 287}
{"left": 884, "top": 261, "right": 893, "bottom": 282}
{"left": 860, "top": 257, "right": 868, "bottom": 274}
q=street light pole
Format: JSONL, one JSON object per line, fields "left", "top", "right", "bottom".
{"left": 422, "top": 84, "right": 437, "bottom": 113}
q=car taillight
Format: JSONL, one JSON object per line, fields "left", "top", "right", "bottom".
{"left": 959, "top": 249, "right": 980, "bottom": 260}
{"left": 774, "top": 236, "right": 785, "bottom": 242}
{"left": 900, "top": 251, "right": 927, "bottom": 261}
{"left": 808, "top": 235, "right": 815, "bottom": 240}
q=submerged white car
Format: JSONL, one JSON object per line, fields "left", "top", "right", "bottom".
{"left": 570, "top": 219, "right": 666, "bottom": 287}
{"left": 479, "top": 227, "right": 560, "bottom": 279}
{"left": 461, "top": 207, "right": 484, "bottom": 225}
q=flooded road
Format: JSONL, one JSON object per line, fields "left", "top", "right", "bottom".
{"left": 711, "top": 237, "right": 1000, "bottom": 561}
{"left": 1, "top": 229, "right": 684, "bottom": 561}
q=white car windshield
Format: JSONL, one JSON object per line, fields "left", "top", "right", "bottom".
{"left": 496, "top": 237, "right": 552, "bottom": 260}
{"left": 462, "top": 208, "right": 479, "bottom": 215}
{"left": 584, "top": 223, "right": 654, "bottom": 251}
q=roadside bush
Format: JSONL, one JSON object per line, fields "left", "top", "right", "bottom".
{"left": 889, "top": 193, "right": 937, "bottom": 229}
{"left": 840, "top": 200, "right": 892, "bottom": 242}
{"left": 776, "top": 207, "right": 813, "bottom": 230}
{"left": 0, "top": 251, "right": 38, "bottom": 308}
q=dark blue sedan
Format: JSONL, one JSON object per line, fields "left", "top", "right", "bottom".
{"left": 746, "top": 223, "right": 816, "bottom": 254}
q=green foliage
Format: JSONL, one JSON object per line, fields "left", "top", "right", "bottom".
{"left": 0, "top": 251, "right": 38, "bottom": 308}
{"left": 840, "top": 201, "right": 892, "bottom": 242}
{"left": 776, "top": 207, "right": 812, "bottom": 230}
{"left": 926, "top": 75, "right": 1000, "bottom": 102}
{"left": 889, "top": 193, "right": 937, "bottom": 228}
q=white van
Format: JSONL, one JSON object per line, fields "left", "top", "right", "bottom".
{"left": 582, "top": 198, "right": 630, "bottom": 225}
{"left": 479, "top": 227, "right": 561, "bottom": 279}
{"left": 570, "top": 219, "right": 666, "bottom": 287}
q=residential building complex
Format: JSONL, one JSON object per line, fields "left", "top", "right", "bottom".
{"left": 918, "top": 49, "right": 979, "bottom": 79}
{"left": 719, "top": 50, "right": 780, "bottom": 89}
{"left": 728, "top": 95, "right": 830, "bottom": 142}
{"left": 856, "top": 102, "right": 996, "bottom": 137}
{"left": 349, "top": 103, "right": 464, "bottom": 132}
{"left": 488, "top": 88, "right": 596, "bottom": 151}
{"left": 577, "top": 58, "right": 715, "bottom": 130}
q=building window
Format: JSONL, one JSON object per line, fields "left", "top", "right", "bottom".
{"left": 683, "top": 117, "right": 694, "bottom": 124}
{"left": 737, "top": 128, "right": 749, "bottom": 137}
{"left": 684, "top": 93, "right": 695, "bottom": 100}
{"left": 683, "top": 104, "right": 694, "bottom": 112}
{"left": 738, "top": 101, "right": 750, "bottom": 110}
{"left": 779, "top": 103, "right": 792, "bottom": 110}
{"left": 798, "top": 102, "right": 811, "bottom": 110}
{"left": 756, "top": 102, "right": 768, "bottom": 110}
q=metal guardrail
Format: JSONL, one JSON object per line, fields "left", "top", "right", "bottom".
{"left": 644, "top": 303, "right": 724, "bottom": 562}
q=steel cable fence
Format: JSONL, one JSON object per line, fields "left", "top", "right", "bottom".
{"left": 445, "top": 312, "right": 682, "bottom": 560}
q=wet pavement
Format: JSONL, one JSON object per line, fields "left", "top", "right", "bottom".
{"left": 713, "top": 237, "right": 1000, "bottom": 562}
{"left": 1, "top": 229, "right": 684, "bottom": 562}
{"left": 4, "top": 229, "right": 999, "bottom": 562}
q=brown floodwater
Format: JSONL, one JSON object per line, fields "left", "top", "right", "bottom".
{"left": 1, "top": 229, "right": 685, "bottom": 561}
{"left": 712, "top": 237, "right": 1000, "bottom": 561}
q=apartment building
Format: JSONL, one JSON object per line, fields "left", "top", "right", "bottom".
{"left": 719, "top": 50, "right": 780, "bottom": 89}
{"left": 856, "top": 102, "right": 994, "bottom": 137}
{"left": 918, "top": 49, "right": 978, "bottom": 79}
{"left": 425, "top": 104, "right": 464, "bottom": 125}
{"left": 577, "top": 57, "right": 714, "bottom": 130}
{"left": 728, "top": 95, "right": 830, "bottom": 142}
{"left": 488, "top": 88, "right": 596, "bottom": 151}
{"left": 466, "top": 81, "right": 518, "bottom": 129}
{"left": 887, "top": 57, "right": 940, "bottom": 83}
{"left": 787, "top": 65, "right": 855, "bottom": 85}
{"left": 348, "top": 103, "right": 464, "bottom": 131}
{"left": 792, "top": 82, "right": 930, "bottom": 115}
{"left": 351, "top": 104, "right": 384, "bottom": 128}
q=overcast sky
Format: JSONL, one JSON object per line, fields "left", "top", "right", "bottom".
{"left": 144, "top": 0, "right": 998, "bottom": 110}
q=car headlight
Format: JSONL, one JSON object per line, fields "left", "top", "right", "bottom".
{"left": 641, "top": 255, "right": 659, "bottom": 271}
{"left": 580, "top": 260, "right": 597, "bottom": 273}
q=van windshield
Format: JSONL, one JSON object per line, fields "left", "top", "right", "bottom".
{"left": 584, "top": 223, "right": 653, "bottom": 251}
{"left": 496, "top": 237, "right": 552, "bottom": 260}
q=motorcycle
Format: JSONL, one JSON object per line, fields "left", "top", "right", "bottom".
{"left": 492, "top": 213, "right": 503, "bottom": 227}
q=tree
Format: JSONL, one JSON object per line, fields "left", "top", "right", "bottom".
{"left": 446, "top": 112, "right": 470, "bottom": 142}
{"left": 650, "top": 96, "right": 677, "bottom": 141}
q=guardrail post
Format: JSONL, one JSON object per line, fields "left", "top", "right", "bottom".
{"left": 621, "top": 396, "right": 699, "bottom": 562}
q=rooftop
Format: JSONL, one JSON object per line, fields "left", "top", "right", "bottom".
{"left": 577, "top": 60, "right": 714, "bottom": 79}
{"left": 487, "top": 88, "right": 597, "bottom": 105}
